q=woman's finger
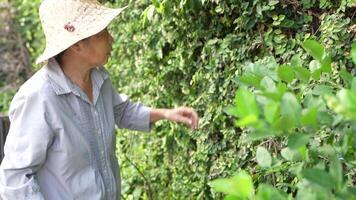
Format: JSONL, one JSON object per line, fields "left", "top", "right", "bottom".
{"left": 173, "top": 114, "right": 192, "bottom": 127}
{"left": 179, "top": 107, "right": 199, "bottom": 129}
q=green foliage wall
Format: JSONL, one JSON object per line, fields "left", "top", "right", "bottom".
{"left": 213, "top": 40, "right": 356, "bottom": 200}
{"left": 13, "top": 0, "right": 356, "bottom": 199}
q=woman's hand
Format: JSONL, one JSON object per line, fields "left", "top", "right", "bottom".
{"left": 150, "top": 107, "right": 199, "bottom": 130}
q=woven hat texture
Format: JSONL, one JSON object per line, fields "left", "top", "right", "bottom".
{"left": 36, "top": 0, "right": 127, "bottom": 64}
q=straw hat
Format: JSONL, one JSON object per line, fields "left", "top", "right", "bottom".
{"left": 36, "top": 0, "right": 127, "bottom": 64}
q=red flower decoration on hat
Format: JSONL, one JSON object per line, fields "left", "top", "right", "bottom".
{"left": 64, "top": 23, "right": 75, "bottom": 32}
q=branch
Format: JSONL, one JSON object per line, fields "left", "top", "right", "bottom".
{"left": 122, "top": 153, "right": 155, "bottom": 200}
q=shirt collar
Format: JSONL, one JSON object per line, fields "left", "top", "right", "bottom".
{"left": 45, "top": 58, "right": 110, "bottom": 96}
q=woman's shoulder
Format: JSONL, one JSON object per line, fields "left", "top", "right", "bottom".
{"left": 13, "top": 68, "right": 56, "bottom": 104}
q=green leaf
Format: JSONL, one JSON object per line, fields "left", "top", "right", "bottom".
{"left": 330, "top": 156, "right": 343, "bottom": 190}
{"left": 260, "top": 76, "right": 276, "bottom": 92}
{"left": 260, "top": 91, "right": 282, "bottom": 102}
{"left": 162, "top": 0, "right": 172, "bottom": 16}
{"left": 223, "top": 195, "right": 240, "bottom": 200}
{"left": 291, "top": 55, "right": 310, "bottom": 82}
{"left": 302, "top": 39, "right": 324, "bottom": 62}
{"left": 339, "top": 70, "right": 353, "bottom": 86}
{"left": 256, "top": 146, "right": 272, "bottom": 168}
{"left": 300, "top": 107, "right": 318, "bottom": 126}
{"left": 147, "top": 5, "right": 155, "bottom": 21}
{"left": 293, "top": 67, "right": 310, "bottom": 83}
{"left": 231, "top": 171, "right": 254, "bottom": 199}
{"left": 352, "top": 42, "right": 356, "bottom": 65}
{"left": 337, "top": 89, "right": 356, "bottom": 119}
{"left": 235, "top": 114, "right": 258, "bottom": 127}
{"left": 156, "top": 3, "right": 164, "bottom": 14}
{"left": 302, "top": 39, "right": 331, "bottom": 73}
{"left": 351, "top": 78, "right": 356, "bottom": 92}
{"left": 280, "top": 93, "right": 301, "bottom": 130}
{"left": 309, "top": 60, "right": 322, "bottom": 80}
{"left": 290, "top": 54, "right": 302, "bottom": 68}
{"left": 312, "top": 84, "right": 333, "bottom": 95}
{"left": 281, "top": 147, "right": 299, "bottom": 161}
{"left": 320, "top": 54, "right": 332, "bottom": 73}
{"left": 235, "top": 88, "right": 259, "bottom": 118}
{"left": 301, "top": 168, "right": 335, "bottom": 190}
{"left": 238, "top": 74, "right": 263, "bottom": 88}
{"left": 340, "top": 89, "right": 356, "bottom": 108}
{"left": 256, "top": 184, "right": 288, "bottom": 200}
{"left": 210, "top": 178, "right": 239, "bottom": 196}
{"left": 287, "top": 134, "right": 310, "bottom": 149}
{"left": 224, "top": 105, "right": 239, "bottom": 118}
{"left": 273, "top": 116, "right": 294, "bottom": 132}
{"left": 210, "top": 171, "right": 254, "bottom": 199}
{"left": 298, "top": 145, "right": 308, "bottom": 161}
{"left": 264, "top": 101, "right": 280, "bottom": 125}
{"left": 244, "top": 130, "right": 277, "bottom": 142}
{"left": 151, "top": 0, "right": 160, "bottom": 8}
{"left": 278, "top": 65, "right": 295, "bottom": 83}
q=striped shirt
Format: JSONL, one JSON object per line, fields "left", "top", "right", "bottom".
{"left": 0, "top": 58, "right": 151, "bottom": 200}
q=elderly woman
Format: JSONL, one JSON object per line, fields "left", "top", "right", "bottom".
{"left": 0, "top": 0, "right": 199, "bottom": 199}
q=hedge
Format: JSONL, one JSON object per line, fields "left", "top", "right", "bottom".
{"left": 10, "top": 0, "right": 356, "bottom": 199}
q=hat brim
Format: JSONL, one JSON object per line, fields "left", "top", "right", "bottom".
{"left": 36, "top": 6, "right": 128, "bottom": 65}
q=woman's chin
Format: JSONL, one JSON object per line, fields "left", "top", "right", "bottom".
{"left": 101, "top": 55, "right": 110, "bottom": 66}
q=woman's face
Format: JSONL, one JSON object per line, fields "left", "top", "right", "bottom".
{"left": 80, "top": 28, "right": 114, "bottom": 66}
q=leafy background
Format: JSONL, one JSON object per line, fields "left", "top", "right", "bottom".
{"left": 2, "top": 0, "right": 356, "bottom": 199}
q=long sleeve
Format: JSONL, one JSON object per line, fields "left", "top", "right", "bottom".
{"left": 0, "top": 90, "right": 54, "bottom": 200}
{"left": 112, "top": 88, "right": 151, "bottom": 132}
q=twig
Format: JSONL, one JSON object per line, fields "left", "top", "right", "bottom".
{"left": 351, "top": 9, "right": 356, "bottom": 21}
{"left": 123, "top": 153, "right": 155, "bottom": 200}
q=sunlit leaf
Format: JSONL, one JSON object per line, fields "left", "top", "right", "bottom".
{"left": 210, "top": 171, "right": 254, "bottom": 199}
{"left": 235, "top": 114, "right": 258, "bottom": 127}
{"left": 223, "top": 195, "right": 240, "bottom": 200}
{"left": 352, "top": 42, "right": 356, "bottom": 64}
{"left": 230, "top": 171, "right": 254, "bottom": 199}
{"left": 210, "top": 178, "right": 239, "bottom": 196}
{"left": 235, "top": 88, "right": 259, "bottom": 118}
{"left": 147, "top": 5, "right": 155, "bottom": 21}
{"left": 256, "top": 146, "right": 272, "bottom": 168}
{"left": 302, "top": 39, "right": 324, "bottom": 62}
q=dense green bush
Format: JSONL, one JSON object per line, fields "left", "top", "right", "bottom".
{"left": 10, "top": 0, "right": 356, "bottom": 199}
{"left": 211, "top": 39, "right": 356, "bottom": 200}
